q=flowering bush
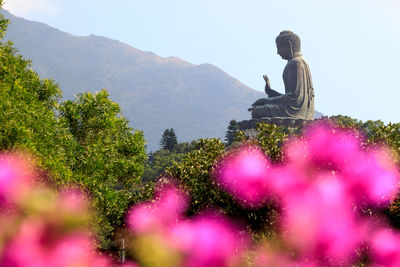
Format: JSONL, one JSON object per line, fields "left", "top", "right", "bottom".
{"left": 1, "top": 122, "right": 400, "bottom": 266}
{"left": 126, "top": 183, "right": 249, "bottom": 267}
{"left": 214, "top": 122, "right": 400, "bottom": 266}
{"left": 0, "top": 153, "right": 111, "bottom": 267}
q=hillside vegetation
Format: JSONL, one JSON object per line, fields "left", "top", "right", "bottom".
{"left": 1, "top": 9, "right": 266, "bottom": 151}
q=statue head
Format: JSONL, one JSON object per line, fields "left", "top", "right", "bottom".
{"left": 275, "top": 31, "right": 301, "bottom": 60}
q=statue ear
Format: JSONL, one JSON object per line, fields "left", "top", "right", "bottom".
{"left": 288, "top": 40, "right": 294, "bottom": 59}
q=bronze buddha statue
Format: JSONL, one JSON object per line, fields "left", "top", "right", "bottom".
{"left": 248, "top": 31, "right": 314, "bottom": 120}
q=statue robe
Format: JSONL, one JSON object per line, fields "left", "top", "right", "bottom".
{"left": 252, "top": 54, "right": 314, "bottom": 119}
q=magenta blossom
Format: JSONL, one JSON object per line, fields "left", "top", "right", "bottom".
{"left": 255, "top": 250, "right": 318, "bottom": 267}
{"left": 214, "top": 146, "right": 272, "bottom": 207}
{"left": 58, "top": 188, "right": 89, "bottom": 214}
{"left": 169, "top": 214, "right": 248, "bottom": 267}
{"left": 370, "top": 228, "right": 400, "bottom": 267}
{"left": 49, "top": 233, "right": 110, "bottom": 267}
{"left": 1, "top": 218, "right": 109, "bottom": 267}
{"left": 305, "top": 124, "right": 363, "bottom": 171}
{"left": 0, "top": 154, "right": 33, "bottom": 205}
{"left": 127, "top": 182, "right": 249, "bottom": 266}
{"left": 127, "top": 184, "right": 188, "bottom": 233}
{"left": 300, "top": 123, "right": 399, "bottom": 205}
{"left": 282, "top": 175, "right": 364, "bottom": 263}
{"left": 342, "top": 148, "right": 399, "bottom": 206}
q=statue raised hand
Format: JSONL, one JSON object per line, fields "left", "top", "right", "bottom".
{"left": 248, "top": 75, "right": 283, "bottom": 111}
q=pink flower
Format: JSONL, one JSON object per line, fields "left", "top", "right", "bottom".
{"left": 282, "top": 176, "right": 363, "bottom": 263}
{"left": 155, "top": 184, "right": 188, "bottom": 223}
{"left": 370, "top": 228, "right": 400, "bottom": 267}
{"left": 127, "top": 184, "right": 187, "bottom": 233}
{"left": 58, "top": 188, "right": 88, "bottom": 214}
{"left": 0, "top": 219, "right": 47, "bottom": 267}
{"left": 49, "top": 233, "right": 110, "bottom": 267}
{"left": 169, "top": 214, "right": 248, "bottom": 267}
{"left": 214, "top": 146, "right": 272, "bottom": 207}
{"left": 303, "top": 123, "right": 399, "bottom": 206}
{"left": 1, "top": 218, "right": 110, "bottom": 267}
{"left": 343, "top": 148, "right": 399, "bottom": 206}
{"left": 120, "top": 262, "right": 140, "bottom": 267}
{"left": 126, "top": 202, "right": 159, "bottom": 233}
{"left": 255, "top": 250, "right": 318, "bottom": 267}
{"left": 305, "top": 124, "right": 362, "bottom": 171}
{"left": 0, "top": 154, "right": 33, "bottom": 205}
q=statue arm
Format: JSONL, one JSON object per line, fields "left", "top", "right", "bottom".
{"left": 265, "top": 87, "right": 282, "bottom": 97}
{"left": 263, "top": 75, "right": 282, "bottom": 97}
{"left": 251, "top": 98, "right": 269, "bottom": 107}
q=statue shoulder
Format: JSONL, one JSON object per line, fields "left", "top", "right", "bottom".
{"left": 291, "top": 55, "right": 307, "bottom": 63}
{"left": 288, "top": 56, "right": 309, "bottom": 70}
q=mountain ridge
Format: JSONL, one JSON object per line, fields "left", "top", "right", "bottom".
{"left": 1, "top": 9, "right": 321, "bottom": 151}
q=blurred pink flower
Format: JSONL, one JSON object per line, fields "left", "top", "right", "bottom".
{"left": 211, "top": 123, "right": 400, "bottom": 265}
{"left": 1, "top": 219, "right": 109, "bottom": 267}
{"left": 58, "top": 188, "right": 88, "bottom": 214}
{"left": 0, "top": 219, "right": 46, "bottom": 267}
{"left": 169, "top": 214, "right": 248, "bottom": 267}
{"left": 214, "top": 146, "right": 272, "bottom": 207}
{"left": 120, "top": 262, "right": 139, "bottom": 267}
{"left": 282, "top": 176, "right": 363, "bottom": 263}
{"left": 343, "top": 149, "right": 399, "bottom": 206}
{"left": 255, "top": 250, "right": 318, "bottom": 267}
{"left": 127, "top": 184, "right": 187, "bottom": 233}
{"left": 302, "top": 123, "right": 399, "bottom": 206}
{"left": 305, "top": 124, "right": 362, "bottom": 171}
{"left": 0, "top": 154, "right": 33, "bottom": 205}
{"left": 155, "top": 184, "right": 189, "bottom": 223}
{"left": 370, "top": 228, "right": 400, "bottom": 267}
{"left": 126, "top": 202, "right": 159, "bottom": 233}
{"left": 49, "top": 233, "right": 110, "bottom": 267}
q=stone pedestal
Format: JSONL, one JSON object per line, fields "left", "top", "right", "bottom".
{"left": 238, "top": 117, "right": 312, "bottom": 131}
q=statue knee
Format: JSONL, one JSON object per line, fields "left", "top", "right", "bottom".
{"left": 251, "top": 106, "right": 266, "bottom": 119}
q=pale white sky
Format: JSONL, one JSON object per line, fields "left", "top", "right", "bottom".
{"left": 3, "top": 0, "right": 400, "bottom": 123}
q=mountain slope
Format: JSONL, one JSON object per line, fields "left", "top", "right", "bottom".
{"left": 2, "top": 9, "right": 266, "bottom": 151}
{"left": 1, "top": 10, "right": 321, "bottom": 151}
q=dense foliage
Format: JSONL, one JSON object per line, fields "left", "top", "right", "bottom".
{"left": 0, "top": 9, "right": 147, "bottom": 251}
{"left": 165, "top": 117, "right": 400, "bottom": 240}
{"left": 59, "top": 90, "right": 146, "bottom": 248}
{"left": 224, "top": 119, "right": 239, "bottom": 146}
{"left": 2, "top": 121, "right": 400, "bottom": 266}
{"left": 3, "top": 2, "right": 400, "bottom": 263}
{"left": 159, "top": 128, "right": 178, "bottom": 151}
{"left": 0, "top": 14, "right": 74, "bottom": 183}
{"left": 143, "top": 141, "right": 198, "bottom": 183}
{"left": 165, "top": 138, "right": 279, "bottom": 237}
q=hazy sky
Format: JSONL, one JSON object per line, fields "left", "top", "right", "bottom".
{"left": 3, "top": 0, "right": 400, "bottom": 123}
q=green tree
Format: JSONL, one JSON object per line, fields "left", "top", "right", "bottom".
{"left": 0, "top": 7, "right": 75, "bottom": 182}
{"left": 142, "top": 141, "right": 198, "bottom": 182}
{"left": 160, "top": 128, "right": 178, "bottom": 151}
{"left": 165, "top": 138, "right": 278, "bottom": 238}
{"left": 0, "top": 1, "right": 8, "bottom": 39}
{"left": 59, "top": 90, "right": 147, "bottom": 248}
{"left": 0, "top": 6, "right": 148, "bottom": 252}
{"left": 166, "top": 117, "right": 400, "bottom": 242}
{"left": 225, "top": 119, "right": 239, "bottom": 146}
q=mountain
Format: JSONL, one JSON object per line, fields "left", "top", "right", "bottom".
{"left": 1, "top": 9, "right": 322, "bottom": 151}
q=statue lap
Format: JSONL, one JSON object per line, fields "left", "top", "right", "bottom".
{"left": 251, "top": 55, "right": 314, "bottom": 120}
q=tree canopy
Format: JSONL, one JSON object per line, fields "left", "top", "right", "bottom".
{"left": 0, "top": 10, "right": 147, "bottom": 249}
{"left": 225, "top": 119, "right": 239, "bottom": 146}
{"left": 160, "top": 128, "right": 178, "bottom": 151}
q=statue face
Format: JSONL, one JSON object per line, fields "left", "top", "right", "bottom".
{"left": 276, "top": 41, "right": 291, "bottom": 60}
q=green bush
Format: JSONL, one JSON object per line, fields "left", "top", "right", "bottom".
{"left": 165, "top": 118, "right": 400, "bottom": 241}
{"left": 0, "top": 11, "right": 147, "bottom": 250}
